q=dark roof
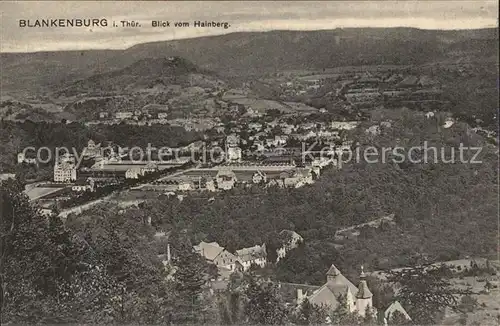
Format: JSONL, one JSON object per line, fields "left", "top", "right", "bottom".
{"left": 356, "top": 280, "right": 373, "bottom": 299}
{"left": 264, "top": 156, "right": 295, "bottom": 163}
{"left": 279, "top": 282, "right": 321, "bottom": 304}
{"left": 73, "top": 179, "right": 89, "bottom": 186}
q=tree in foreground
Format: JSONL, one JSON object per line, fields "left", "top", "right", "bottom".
{"left": 292, "top": 298, "right": 328, "bottom": 325}
{"left": 386, "top": 264, "right": 471, "bottom": 324}
{"left": 243, "top": 275, "right": 289, "bottom": 325}
{"left": 0, "top": 179, "right": 175, "bottom": 324}
{"left": 388, "top": 310, "right": 413, "bottom": 325}
{"left": 170, "top": 237, "right": 210, "bottom": 324}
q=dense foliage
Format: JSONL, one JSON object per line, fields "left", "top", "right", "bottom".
{"left": 0, "top": 179, "right": 210, "bottom": 324}
{"left": 386, "top": 265, "right": 472, "bottom": 324}
{"left": 136, "top": 108, "right": 497, "bottom": 283}
{"left": 0, "top": 120, "right": 199, "bottom": 176}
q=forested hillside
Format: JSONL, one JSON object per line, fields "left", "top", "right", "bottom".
{"left": 0, "top": 120, "right": 200, "bottom": 175}
{"left": 1, "top": 28, "right": 497, "bottom": 94}
{"left": 110, "top": 107, "right": 498, "bottom": 284}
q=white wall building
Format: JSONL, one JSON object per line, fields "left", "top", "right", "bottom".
{"left": 330, "top": 121, "right": 360, "bottom": 130}
{"left": 54, "top": 163, "right": 77, "bottom": 182}
{"left": 236, "top": 244, "right": 267, "bottom": 271}
{"left": 276, "top": 230, "right": 303, "bottom": 262}
{"left": 115, "top": 111, "right": 133, "bottom": 119}
{"left": 226, "top": 147, "right": 242, "bottom": 162}
{"left": 216, "top": 169, "right": 237, "bottom": 190}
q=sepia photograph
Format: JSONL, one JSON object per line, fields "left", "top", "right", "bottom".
{"left": 0, "top": 1, "right": 498, "bottom": 325}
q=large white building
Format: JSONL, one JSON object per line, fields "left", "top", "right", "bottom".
{"left": 54, "top": 163, "right": 77, "bottom": 182}
{"left": 54, "top": 153, "right": 77, "bottom": 182}
{"left": 82, "top": 139, "right": 101, "bottom": 158}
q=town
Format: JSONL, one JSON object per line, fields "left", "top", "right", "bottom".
{"left": 1, "top": 3, "right": 498, "bottom": 325}
{"left": 17, "top": 67, "right": 474, "bottom": 218}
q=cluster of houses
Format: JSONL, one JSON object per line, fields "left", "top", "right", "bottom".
{"left": 154, "top": 165, "right": 317, "bottom": 193}
{"left": 340, "top": 74, "right": 442, "bottom": 105}
{"left": 217, "top": 118, "right": 359, "bottom": 163}
{"left": 194, "top": 230, "right": 303, "bottom": 275}
{"left": 279, "top": 77, "right": 323, "bottom": 96}
{"left": 185, "top": 226, "right": 412, "bottom": 325}
{"left": 155, "top": 226, "right": 412, "bottom": 325}
{"left": 96, "top": 107, "right": 220, "bottom": 131}
{"left": 99, "top": 108, "right": 169, "bottom": 121}
{"left": 274, "top": 70, "right": 442, "bottom": 108}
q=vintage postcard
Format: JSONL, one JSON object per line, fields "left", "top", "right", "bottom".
{"left": 0, "top": 1, "right": 498, "bottom": 325}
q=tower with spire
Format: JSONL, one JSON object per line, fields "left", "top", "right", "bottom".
{"left": 356, "top": 265, "right": 373, "bottom": 317}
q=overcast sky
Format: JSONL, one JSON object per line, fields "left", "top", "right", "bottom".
{"left": 0, "top": 1, "right": 497, "bottom": 53}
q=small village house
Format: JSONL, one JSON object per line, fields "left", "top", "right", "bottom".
{"left": 216, "top": 169, "right": 237, "bottom": 190}
{"left": 276, "top": 230, "right": 303, "bottom": 262}
{"left": 235, "top": 244, "right": 267, "bottom": 270}
{"left": 194, "top": 241, "right": 239, "bottom": 271}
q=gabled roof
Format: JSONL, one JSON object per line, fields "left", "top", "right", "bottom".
{"left": 327, "top": 272, "right": 359, "bottom": 296}
{"left": 325, "top": 264, "right": 359, "bottom": 296}
{"left": 307, "top": 265, "right": 359, "bottom": 308}
{"left": 236, "top": 244, "right": 267, "bottom": 262}
{"left": 279, "top": 230, "right": 303, "bottom": 245}
{"left": 308, "top": 284, "right": 342, "bottom": 308}
{"left": 384, "top": 301, "right": 411, "bottom": 321}
{"left": 194, "top": 241, "right": 225, "bottom": 261}
{"left": 326, "top": 264, "right": 341, "bottom": 276}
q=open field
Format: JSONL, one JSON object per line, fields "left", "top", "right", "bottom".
{"left": 443, "top": 274, "right": 500, "bottom": 325}
{"left": 24, "top": 185, "right": 67, "bottom": 201}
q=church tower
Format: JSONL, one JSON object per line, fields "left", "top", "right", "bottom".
{"left": 356, "top": 266, "right": 373, "bottom": 317}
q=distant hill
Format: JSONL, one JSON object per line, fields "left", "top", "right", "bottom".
{"left": 1, "top": 28, "right": 498, "bottom": 94}
{"left": 0, "top": 50, "right": 119, "bottom": 95}
{"left": 57, "top": 56, "right": 226, "bottom": 120}
{"left": 54, "top": 56, "right": 217, "bottom": 97}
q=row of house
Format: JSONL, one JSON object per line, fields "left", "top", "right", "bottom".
{"left": 340, "top": 74, "right": 442, "bottom": 105}
{"left": 194, "top": 230, "right": 303, "bottom": 273}
{"left": 125, "top": 162, "right": 159, "bottom": 179}
{"left": 99, "top": 109, "right": 169, "bottom": 120}
{"left": 160, "top": 166, "right": 316, "bottom": 192}
{"left": 193, "top": 241, "right": 266, "bottom": 272}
